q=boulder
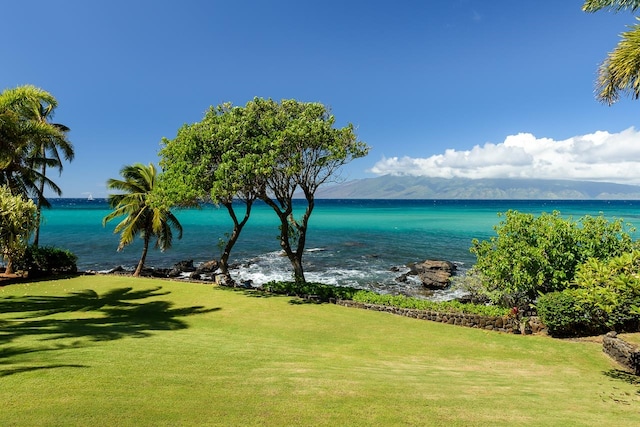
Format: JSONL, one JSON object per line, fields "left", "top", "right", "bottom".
{"left": 168, "top": 260, "right": 195, "bottom": 277}
{"left": 195, "top": 259, "right": 219, "bottom": 275}
{"left": 406, "top": 260, "right": 456, "bottom": 290}
{"left": 107, "top": 265, "right": 126, "bottom": 274}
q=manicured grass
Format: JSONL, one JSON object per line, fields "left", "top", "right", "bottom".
{"left": 1, "top": 275, "right": 639, "bottom": 426}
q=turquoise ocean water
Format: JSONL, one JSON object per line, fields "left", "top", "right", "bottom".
{"left": 36, "top": 199, "right": 640, "bottom": 298}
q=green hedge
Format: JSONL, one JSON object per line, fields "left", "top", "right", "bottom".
{"left": 351, "top": 291, "right": 510, "bottom": 317}
{"left": 263, "top": 281, "right": 360, "bottom": 301}
{"left": 262, "top": 282, "right": 507, "bottom": 317}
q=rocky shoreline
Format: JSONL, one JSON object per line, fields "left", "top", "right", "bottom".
{"left": 95, "top": 257, "right": 460, "bottom": 297}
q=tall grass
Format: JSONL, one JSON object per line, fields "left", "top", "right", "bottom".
{"left": 1, "top": 275, "right": 638, "bottom": 426}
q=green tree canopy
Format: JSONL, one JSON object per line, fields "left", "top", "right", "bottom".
{"left": 103, "top": 163, "right": 183, "bottom": 277}
{"left": 252, "top": 98, "right": 368, "bottom": 283}
{"left": 159, "top": 102, "right": 274, "bottom": 283}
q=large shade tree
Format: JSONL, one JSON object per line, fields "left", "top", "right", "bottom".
{"left": 252, "top": 98, "right": 368, "bottom": 284}
{"left": 583, "top": 0, "right": 640, "bottom": 104}
{"left": 160, "top": 97, "right": 367, "bottom": 285}
{"left": 103, "top": 163, "right": 183, "bottom": 277}
{"left": 159, "top": 103, "right": 272, "bottom": 284}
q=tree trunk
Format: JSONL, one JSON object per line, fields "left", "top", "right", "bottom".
{"left": 5, "top": 258, "right": 15, "bottom": 275}
{"left": 218, "top": 200, "right": 253, "bottom": 286}
{"left": 291, "top": 254, "right": 305, "bottom": 284}
{"left": 289, "top": 191, "right": 315, "bottom": 284}
{"left": 134, "top": 235, "right": 150, "bottom": 277}
{"left": 260, "top": 195, "right": 306, "bottom": 283}
{"left": 33, "top": 155, "right": 47, "bottom": 247}
{"left": 273, "top": 211, "right": 302, "bottom": 283}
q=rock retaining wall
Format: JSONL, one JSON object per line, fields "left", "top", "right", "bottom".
{"left": 603, "top": 331, "right": 640, "bottom": 375}
{"left": 336, "top": 300, "right": 524, "bottom": 333}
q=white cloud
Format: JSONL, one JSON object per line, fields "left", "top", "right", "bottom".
{"left": 369, "top": 127, "right": 640, "bottom": 185}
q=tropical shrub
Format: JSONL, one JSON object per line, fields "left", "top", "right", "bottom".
{"left": 536, "top": 290, "right": 601, "bottom": 337}
{"left": 0, "top": 186, "right": 37, "bottom": 274}
{"left": 469, "top": 210, "right": 636, "bottom": 308}
{"left": 15, "top": 245, "right": 78, "bottom": 276}
{"left": 573, "top": 251, "right": 640, "bottom": 331}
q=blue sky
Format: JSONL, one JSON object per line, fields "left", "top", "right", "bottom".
{"left": 3, "top": 0, "right": 640, "bottom": 197}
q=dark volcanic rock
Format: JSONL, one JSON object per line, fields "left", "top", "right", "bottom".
{"left": 168, "top": 260, "right": 195, "bottom": 277}
{"left": 405, "top": 260, "right": 456, "bottom": 290}
{"left": 195, "top": 259, "right": 219, "bottom": 275}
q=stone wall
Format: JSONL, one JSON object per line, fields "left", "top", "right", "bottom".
{"left": 336, "top": 300, "right": 524, "bottom": 333}
{"left": 603, "top": 331, "right": 640, "bottom": 375}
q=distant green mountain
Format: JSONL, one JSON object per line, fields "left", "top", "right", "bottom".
{"left": 314, "top": 176, "right": 640, "bottom": 199}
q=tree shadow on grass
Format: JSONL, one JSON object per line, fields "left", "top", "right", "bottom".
{"left": 603, "top": 369, "right": 640, "bottom": 386}
{"left": 0, "top": 286, "right": 220, "bottom": 376}
{"left": 602, "top": 369, "right": 640, "bottom": 404}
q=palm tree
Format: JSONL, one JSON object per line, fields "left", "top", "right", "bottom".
{"left": 0, "top": 109, "right": 59, "bottom": 198}
{"left": 583, "top": 1, "right": 640, "bottom": 104}
{"left": 103, "top": 163, "right": 183, "bottom": 277}
{"left": 583, "top": 1, "right": 640, "bottom": 13}
{"left": 0, "top": 85, "right": 72, "bottom": 228}
{"left": 28, "top": 102, "right": 74, "bottom": 246}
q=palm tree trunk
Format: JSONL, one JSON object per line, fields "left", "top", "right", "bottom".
{"left": 5, "top": 258, "right": 15, "bottom": 275}
{"left": 134, "top": 234, "right": 151, "bottom": 277}
{"left": 33, "top": 143, "right": 49, "bottom": 247}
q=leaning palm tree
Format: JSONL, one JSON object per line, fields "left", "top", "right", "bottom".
{"left": 103, "top": 163, "right": 183, "bottom": 277}
{"left": 583, "top": 0, "right": 640, "bottom": 104}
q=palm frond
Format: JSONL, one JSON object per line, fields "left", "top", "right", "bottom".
{"left": 583, "top": 0, "right": 640, "bottom": 12}
{"left": 595, "top": 20, "right": 640, "bottom": 104}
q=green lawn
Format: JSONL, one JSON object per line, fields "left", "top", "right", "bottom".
{"left": 1, "top": 275, "right": 638, "bottom": 426}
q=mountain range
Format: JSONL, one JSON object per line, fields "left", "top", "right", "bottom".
{"left": 313, "top": 176, "right": 640, "bottom": 199}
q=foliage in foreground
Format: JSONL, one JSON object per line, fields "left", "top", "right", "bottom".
{"left": 468, "top": 210, "right": 636, "bottom": 308}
